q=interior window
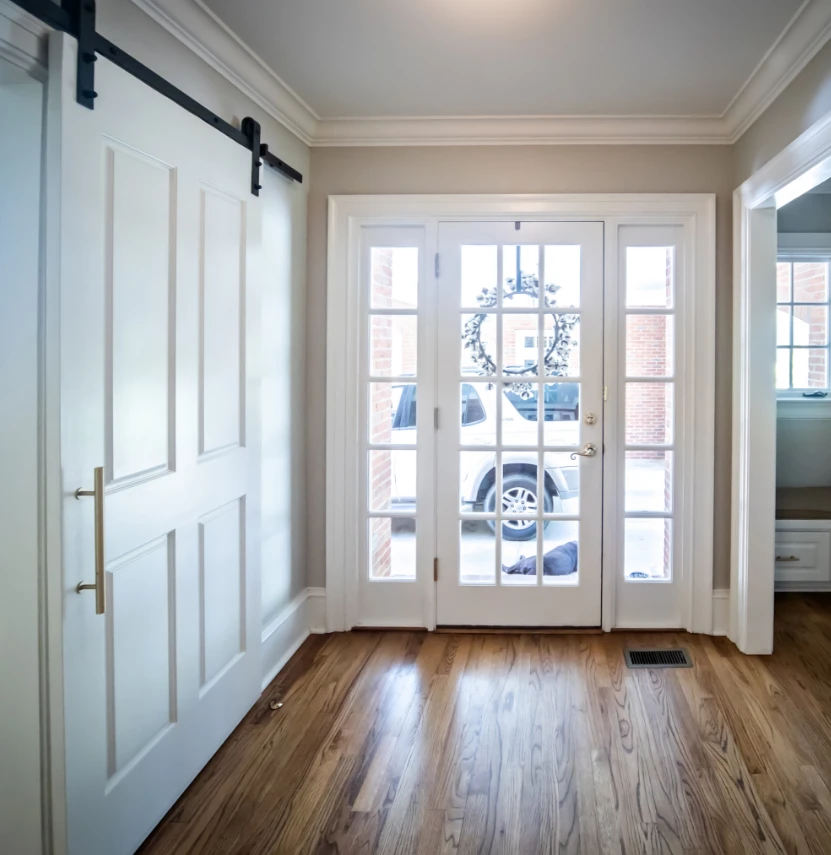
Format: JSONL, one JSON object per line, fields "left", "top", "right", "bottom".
{"left": 776, "top": 259, "right": 830, "bottom": 395}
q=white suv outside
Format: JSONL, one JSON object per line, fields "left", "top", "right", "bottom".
{"left": 390, "top": 383, "right": 579, "bottom": 541}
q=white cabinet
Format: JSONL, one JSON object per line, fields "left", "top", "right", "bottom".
{"left": 775, "top": 523, "right": 831, "bottom": 588}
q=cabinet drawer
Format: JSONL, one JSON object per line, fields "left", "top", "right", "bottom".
{"left": 775, "top": 530, "right": 831, "bottom": 583}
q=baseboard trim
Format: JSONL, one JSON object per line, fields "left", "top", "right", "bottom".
{"left": 260, "top": 587, "right": 327, "bottom": 691}
{"left": 712, "top": 588, "right": 730, "bottom": 636}
{"left": 775, "top": 582, "right": 831, "bottom": 592}
{"left": 261, "top": 588, "right": 730, "bottom": 658}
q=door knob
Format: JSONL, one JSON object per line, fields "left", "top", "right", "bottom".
{"left": 570, "top": 443, "right": 597, "bottom": 460}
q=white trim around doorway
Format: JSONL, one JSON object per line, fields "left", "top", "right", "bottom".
{"left": 732, "top": 111, "right": 831, "bottom": 654}
{"left": 326, "top": 194, "right": 716, "bottom": 634}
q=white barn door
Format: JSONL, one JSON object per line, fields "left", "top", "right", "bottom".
{"left": 52, "top": 35, "right": 262, "bottom": 855}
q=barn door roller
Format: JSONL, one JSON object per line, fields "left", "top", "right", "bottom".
{"left": 11, "top": 0, "right": 303, "bottom": 194}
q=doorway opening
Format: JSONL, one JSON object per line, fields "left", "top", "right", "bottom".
{"left": 733, "top": 119, "right": 831, "bottom": 654}
{"left": 773, "top": 187, "right": 831, "bottom": 607}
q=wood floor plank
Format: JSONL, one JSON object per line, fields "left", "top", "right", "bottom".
{"left": 140, "top": 595, "right": 831, "bottom": 855}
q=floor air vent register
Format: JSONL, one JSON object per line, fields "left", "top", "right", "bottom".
{"left": 624, "top": 648, "right": 692, "bottom": 669}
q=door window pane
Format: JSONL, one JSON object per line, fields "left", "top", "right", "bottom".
{"left": 461, "top": 245, "right": 497, "bottom": 309}
{"left": 499, "top": 464, "right": 541, "bottom": 519}
{"left": 626, "top": 247, "right": 673, "bottom": 308}
{"left": 626, "top": 315, "right": 674, "bottom": 377}
{"left": 370, "top": 382, "right": 417, "bottom": 445}
{"left": 370, "top": 315, "right": 417, "bottom": 377}
{"left": 545, "top": 245, "right": 580, "bottom": 308}
{"left": 625, "top": 451, "right": 673, "bottom": 513}
{"left": 369, "top": 450, "right": 416, "bottom": 511}
{"left": 625, "top": 518, "right": 672, "bottom": 581}
{"left": 369, "top": 383, "right": 401, "bottom": 444}
{"left": 544, "top": 313, "right": 580, "bottom": 377}
{"left": 502, "top": 385, "right": 538, "bottom": 447}
{"left": 502, "top": 536, "right": 539, "bottom": 586}
{"left": 625, "top": 383, "right": 673, "bottom": 446}
{"left": 368, "top": 450, "right": 392, "bottom": 511}
{"left": 502, "top": 245, "right": 540, "bottom": 308}
{"left": 370, "top": 247, "right": 418, "bottom": 309}
{"left": 542, "top": 383, "right": 580, "bottom": 446}
{"left": 460, "top": 383, "right": 494, "bottom": 444}
{"left": 542, "top": 521, "right": 579, "bottom": 586}
{"left": 460, "top": 520, "right": 495, "bottom": 584}
{"left": 369, "top": 517, "right": 416, "bottom": 579}
{"left": 544, "top": 453, "right": 579, "bottom": 513}
{"left": 461, "top": 313, "right": 496, "bottom": 376}
{"left": 392, "top": 384, "right": 417, "bottom": 436}
{"left": 503, "top": 314, "right": 539, "bottom": 376}
{"left": 460, "top": 452, "right": 495, "bottom": 513}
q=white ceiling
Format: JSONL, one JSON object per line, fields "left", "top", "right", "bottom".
{"left": 202, "top": 0, "right": 803, "bottom": 119}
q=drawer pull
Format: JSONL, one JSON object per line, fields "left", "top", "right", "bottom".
{"left": 776, "top": 555, "right": 800, "bottom": 562}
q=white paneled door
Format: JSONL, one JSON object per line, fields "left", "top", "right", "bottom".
{"left": 436, "top": 222, "right": 604, "bottom": 626}
{"left": 54, "top": 36, "right": 261, "bottom": 855}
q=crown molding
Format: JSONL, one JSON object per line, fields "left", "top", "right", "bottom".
{"left": 0, "top": 0, "right": 49, "bottom": 80}
{"left": 724, "top": 0, "right": 831, "bottom": 143}
{"left": 129, "top": 0, "right": 831, "bottom": 148}
{"left": 312, "top": 115, "right": 728, "bottom": 147}
{"left": 130, "top": 0, "right": 318, "bottom": 145}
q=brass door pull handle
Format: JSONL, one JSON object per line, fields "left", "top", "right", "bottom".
{"left": 776, "top": 555, "right": 800, "bottom": 562}
{"left": 75, "top": 466, "right": 105, "bottom": 615}
{"left": 570, "top": 443, "right": 597, "bottom": 460}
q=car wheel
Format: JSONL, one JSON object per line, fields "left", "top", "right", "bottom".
{"left": 484, "top": 473, "right": 554, "bottom": 541}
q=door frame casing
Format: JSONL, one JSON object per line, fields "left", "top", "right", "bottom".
{"left": 326, "top": 193, "right": 716, "bottom": 634}
{"left": 732, "top": 112, "right": 831, "bottom": 654}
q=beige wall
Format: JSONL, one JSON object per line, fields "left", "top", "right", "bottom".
{"left": 306, "top": 145, "right": 735, "bottom": 589}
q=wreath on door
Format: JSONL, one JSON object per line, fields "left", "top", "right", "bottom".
{"left": 462, "top": 273, "right": 578, "bottom": 398}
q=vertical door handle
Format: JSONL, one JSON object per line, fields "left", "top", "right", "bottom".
{"left": 75, "top": 466, "right": 105, "bottom": 615}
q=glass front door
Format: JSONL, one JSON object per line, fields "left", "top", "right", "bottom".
{"left": 435, "top": 222, "right": 604, "bottom": 626}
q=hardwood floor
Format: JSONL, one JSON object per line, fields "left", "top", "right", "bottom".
{"left": 139, "top": 594, "right": 831, "bottom": 854}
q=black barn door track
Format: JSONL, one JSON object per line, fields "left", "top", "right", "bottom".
{"left": 11, "top": 0, "right": 303, "bottom": 195}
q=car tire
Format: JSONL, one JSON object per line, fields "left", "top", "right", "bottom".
{"left": 484, "top": 473, "right": 554, "bottom": 541}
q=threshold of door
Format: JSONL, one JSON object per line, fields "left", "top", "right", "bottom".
{"left": 611, "top": 627, "right": 685, "bottom": 633}
{"left": 436, "top": 626, "right": 602, "bottom": 635}
{"left": 352, "top": 626, "right": 429, "bottom": 632}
